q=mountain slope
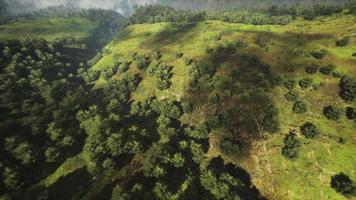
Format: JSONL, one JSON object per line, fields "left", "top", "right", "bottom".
{"left": 91, "top": 13, "right": 356, "bottom": 199}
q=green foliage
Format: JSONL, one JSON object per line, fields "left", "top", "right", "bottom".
{"left": 305, "top": 64, "right": 319, "bottom": 74}
{"left": 220, "top": 134, "right": 241, "bottom": 156}
{"left": 330, "top": 173, "right": 355, "bottom": 197}
{"left": 299, "top": 78, "right": 313, "bottom": 89}
{"left": 293, "top": 101, "right": 307, "bottom": 114}
{"left": 319, "top": 64, "right": 335, "bottom": 75}
{"left": 339, "top": 76, "right": 356, "bottom": 101}
{"left": 282, "top": 131, "right": 300, "bottom": 159}
{"left": 129, "top": 5, "right": 293, "bottom": 25}
{"left": 111, "top": 185, "right": 130, "bottom": 200}
{"left": 300, "top": 122, "right": 319, "bottom": 139}
{"left": 2, "top": 167, "right": 23, "bottom": 190}
{"left": 310, "top": 49, "right": 326, "bottom": 59}
{"left": 284, "top": 80, "right": 296, "bottom": 90}
{"left": 323, "top": 105, "right": 341, "bottom": 120}
{"left": 285, "top": 90, "right": 299, "bottom": 102}
{"left": 148, "top": 62, "right": 173, "bottom": 90}
{"left": 336, "top": 37, "right": 350, "bottom": 47}
{"left": 345, "top": 107, "right": 356, "bottom": 120}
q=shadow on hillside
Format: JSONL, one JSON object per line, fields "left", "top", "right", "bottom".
{"left": 142, "top": 22, "right": 198, "bottom": 48}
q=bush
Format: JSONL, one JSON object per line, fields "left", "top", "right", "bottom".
{"left": 336, "top": 37, "right": 350, "bottom": 47}
{"left": 299, "top": 78, "right": 313, "bottom": 89}
{"left": 320, "top": 64, "right": 335, "bottom": 75}
{"left": 293, "top": 101, "right": 307, "bottom": 114}
{"left": 345, "top": 107, "right": 356, "bottom": 120}
{"left": 339, "top": 76, "right": 356, "bottom": 101}
{"left": 323, "top": 105, "right": 341, "bottom": 120}
{"left": 353, "top": 52, "right": 356, "bottom": 57}
{"left": 300, "top": 122, "right": 319, "bottom": 139}
{"left": 330, "top": 173, "right": 355, "bottom": 197}
{"left": 311, "top": 49, "right": 326, "bottom": 59}
{"left": 285, "top": 90, "right": 298, "bottom": 102}
{"left": 284, "top": 80, "right": 296, "bottom": 90}
{"left": 305, "top": 64, "right": 319, "bottom": 74}
{"left": 282, "top": 131, "right": 300, "bottom": 159}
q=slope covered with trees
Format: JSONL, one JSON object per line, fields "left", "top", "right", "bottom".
{"left": 0, "top": 3, "right": 356, "bottom": 200}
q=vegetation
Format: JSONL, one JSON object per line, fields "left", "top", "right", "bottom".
{"left": 0, "top": 2, "right": 355, "bottom": 200}
{"left": 282, "top": 131, "right": 300, "bottom": 159}
{"left": 300, "top": 122, "right": 319, "bottom": 139}
{"left": 330, "top": 173, "right": 355, "bottom": 197}
{"left": 323, "top": 105, "right": 342, "bottom": 120}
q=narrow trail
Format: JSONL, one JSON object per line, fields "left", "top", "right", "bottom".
{"left": 250, "top": 138, "right": 280, "bottom": 200}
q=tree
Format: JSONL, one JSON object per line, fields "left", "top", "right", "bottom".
{"left": 320, "top": 64, "right": 335, "bottom": 75}
{"left": 300, "top": 122, "right": 319, "bottom": 139}
{"left": 293, "top": 101, "right": 307, "bottom": 114}
{"left": 310, "top": 49, "right": 326, "bottom": 59}
{"left": 111, "top": 185, "right": 130, "bottom": 200}
{"left": 299, "top": 78, "right": 313, "bottom": 89}
{"left": 346, "top": 107, "right": 356, "bottom": 120}
{"left": 284, "top": 80, "right": 296, "bottom": 90}
{"left": 282, "top": 131, "right": 300, "bottom": 159}
{"left": 323, "top": 105, "right": 341, "bottom": 120}
{"left": 339, "top": 76, "right": 356, "bottom": 101}
{"left": 2, "top": 167, "right": 23, "bottom": 190}
{"left": 336, "top": 37, "right": 350, "bottom": 47}
{"left": 285, "top": 90, "right": 298, "bottom": 102}
{"left": 330, "top": 173, "right": 355, "bottom": 197}
{"left": 305, "top": 64, "right": 318, "bottom": 74}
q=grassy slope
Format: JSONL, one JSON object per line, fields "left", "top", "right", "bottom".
{"left": 91, "top": 13, "right": 356, "bottom": 200}
{"left": 0, "top": 17, "right": 99, "bottom": 43}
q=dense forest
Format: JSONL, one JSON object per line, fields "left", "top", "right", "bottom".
{"left": 0, "top": 1, "right": 356, "bottom": 199}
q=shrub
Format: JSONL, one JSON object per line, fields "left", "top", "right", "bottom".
{"left": 305, "top": 64, "right": 319, "bottom": 74}
{"left": 299, "top": 78, "right": 313, "bottom": 89}
{"left": 330, "top": 173, "right": 355, "bottom": 197}
{"left": 320, "top": 64, "right": 335, "bottom": 75}
{"left": 284, "top": 80, "right": 296, "bottom": 90}
{"left": 293, "top": 101, "right": 307, "bottom": 114}
{"left": 285, "top": 90, "right": 298, "bottom": 102}
{"left": 282, "top": 131, "right": 300, "bottom": 159}
{"left": 300, "top": 122, "right": 319, "bottom": 139}
{"left": 345, "top": 107, "right": 356, "bottom": 120}
{"left": 339, "top": 76, "right": 356, "bottom": 101}
{"left": 311, "top": 49, "right": 326, "bottom": 59}
{"left": 323, "top": 105, "right": 341, "bottom": 120}
{"left": 335, "top": 37, "right": 350, "bottom": 47}
{"left": 352, "top": 52, "right": 356, "bottom": 57}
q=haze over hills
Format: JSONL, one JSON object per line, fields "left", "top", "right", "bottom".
{"left": 3, "top": 0, "right": 352, "bottom": 16}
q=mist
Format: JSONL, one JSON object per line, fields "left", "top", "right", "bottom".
{"left": 4, "top": 0, "right": 351, "bottom": 17}
{"left": 4, "top": 0, "right": 159, "bottom": 17}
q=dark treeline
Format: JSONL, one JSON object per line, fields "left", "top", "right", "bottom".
{"left": 129, "top": 3, "right": 356, "bottom": 25}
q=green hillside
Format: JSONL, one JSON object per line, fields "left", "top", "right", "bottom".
{"left": 1, "top": 4, "right": 356, "bottom": 200}
{"left": 91, "top": 13, "right": 356, "bottom": 199}
{"left": 0, "top": 17, "right": 99, "bottom": 43}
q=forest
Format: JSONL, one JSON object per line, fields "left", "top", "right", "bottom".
{"left": 0, "top": 1, "right": 356, "bottom": 200}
